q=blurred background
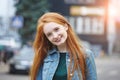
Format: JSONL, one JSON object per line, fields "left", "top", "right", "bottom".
{"left": 0, "top": 0, "right": 120, "bottom": 80}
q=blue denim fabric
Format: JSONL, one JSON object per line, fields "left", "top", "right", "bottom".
{"left": 85, "top": 49, "right": 97, "bottom": 80}
{"left": 36, "top": 48, "right": 97, "bottom": 80}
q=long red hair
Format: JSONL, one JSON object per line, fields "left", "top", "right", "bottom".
{"left": 30, "top": 12, "right": 86, "bottom": 80}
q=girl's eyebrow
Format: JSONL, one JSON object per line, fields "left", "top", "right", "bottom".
{"left": 46, "top": 32, "right": 52, "bottom": 36}
{"left": 45, "top": 26, "right": 61, "bottom": 35}
{"left": 54, "top": 27, "right": 59, "bottom": 30}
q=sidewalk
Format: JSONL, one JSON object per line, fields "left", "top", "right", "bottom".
{"left": 0, "top": 64, "right": 8, "bottom": 73}
{"left": 95, "top": 53, "right": 120, "bottom": 59}
{"left": 95, "top": 53, "right": 120, "bottom": 66}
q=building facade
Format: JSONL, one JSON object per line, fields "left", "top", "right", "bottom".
{"left": 49, "top": 0, "right": 108, "bottom": 56}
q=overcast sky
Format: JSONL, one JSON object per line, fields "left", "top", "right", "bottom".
{"left": 0, "top": 0, "right": 16, "bottom": 17}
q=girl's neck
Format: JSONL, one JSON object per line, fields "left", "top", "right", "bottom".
{"left": 57, "top": 43, "right": 67, "bottom": 53}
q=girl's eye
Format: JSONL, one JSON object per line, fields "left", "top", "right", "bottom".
{"left": 54, "top": 27, "right": 59, "bottom": 31}
{"left": 47, "top": 33, "right": 52, "bottom": 37}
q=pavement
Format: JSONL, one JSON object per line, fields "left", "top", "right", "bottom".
{"left": 95, "top": 53, "right": 120, "bottom": 80}
{"left": 95, "top": 52, "right": 120, "bottom": 59}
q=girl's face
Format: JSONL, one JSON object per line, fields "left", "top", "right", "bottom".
{"left": 43, "top": 22, "right": 68, "bottom": 47}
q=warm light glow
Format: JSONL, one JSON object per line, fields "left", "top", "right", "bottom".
{"left": 70, "top": 6, "right": 104, "bottom": 16}
{"left": 108, "top": 4, "right": 117, "bottom": 16}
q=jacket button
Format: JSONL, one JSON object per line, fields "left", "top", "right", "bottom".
{"left": 68, "top": 59, "right": 70, "bottom": 62}
{"left": 70, "top": 73, "right": 73, "bottom": 76}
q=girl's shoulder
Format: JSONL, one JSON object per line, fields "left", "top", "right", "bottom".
{"left": 82, "top": 47, "right": 95, "bottom": 59}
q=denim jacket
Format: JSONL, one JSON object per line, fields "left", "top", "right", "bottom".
{"left": 36, "top": 48, "right": 97, "bottom": 80}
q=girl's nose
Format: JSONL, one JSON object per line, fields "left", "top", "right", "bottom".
{"left": 53, "top": 32, "right": 58, "bottom": 38}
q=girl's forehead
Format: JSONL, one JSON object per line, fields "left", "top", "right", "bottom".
{"left": 43, "top": 22, "right": 63, "bottom": 33}
{"left": 45, "top": 22, "right": 61, "bottom": 27}
{"left": 44, "top": 22, "right": 63, "bottom": 29}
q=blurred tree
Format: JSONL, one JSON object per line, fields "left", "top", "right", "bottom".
{"left": 15, "top": 0, "right": 50, "bottom": 43}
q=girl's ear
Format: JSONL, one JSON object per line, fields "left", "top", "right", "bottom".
{"left": 64, "top": 24, "right": 68, "bottom": 31}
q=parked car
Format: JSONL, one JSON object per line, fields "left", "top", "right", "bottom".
{"left": 8, "top": 46, "right": 34, "bottom": 74}
{"left": 0, "top": 35, "right": 22, "bottom": 63}
{"left": 0, "top": 36, "right": 22, "bottom": 48}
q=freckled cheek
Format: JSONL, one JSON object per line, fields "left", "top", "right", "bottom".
{"left": 64, "top": 32, "right": 67, "bottom": 35}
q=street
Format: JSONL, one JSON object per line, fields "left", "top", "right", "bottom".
{"left": 96, "top": 55, "right": 120, "bottom": 80}
{"left": 0, "top": 55, "right": 120, "bottom": 80}
{"left": 0, "top": 64, "right": 29, "bottom": 80}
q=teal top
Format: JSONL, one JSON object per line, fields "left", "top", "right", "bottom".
{"left": 53, "top": 53, "right": 67, "bottom": 80}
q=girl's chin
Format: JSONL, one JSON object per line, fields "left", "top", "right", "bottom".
{"left": 54, "top": 43, "right": 61, "bottom": 46}
{"left": 54, "top": 42, "right": 66, "bottom": 46}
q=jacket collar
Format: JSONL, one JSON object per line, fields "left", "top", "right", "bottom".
{"left": 48, "top": 47, "right": 70, "bottom": 57}
{"left": 48, "top": 47, "right": 58, "bottom": 55}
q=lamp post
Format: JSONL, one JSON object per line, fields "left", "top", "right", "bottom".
{"left": 4, "top": 0, "right": 10, "bottom": 34}
{"left": 107, "top": 0, "right": 117, "bottom": 55}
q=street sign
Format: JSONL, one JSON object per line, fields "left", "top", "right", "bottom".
{"left": 12, "top": 15, "right": 24, "bottom": 28}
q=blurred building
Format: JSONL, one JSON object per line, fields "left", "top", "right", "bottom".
{"left": 108, "top": 0, "right": 120, "bottom": 54}
{"left": 1, "top": 0, "right": 120, "bottom": 55}
{"left": 0, "top": 0, "right": 16, "bottom": 36}
{"left": 49, "top": 0, "right": 108, "bottom": 56}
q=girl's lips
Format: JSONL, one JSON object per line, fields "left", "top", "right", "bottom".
{"left": 54, "top": 35, "right": 62, "bottom": 42}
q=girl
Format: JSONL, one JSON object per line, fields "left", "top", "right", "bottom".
{"left": 31, "top": 12, "right": 97, "bottom": 80}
